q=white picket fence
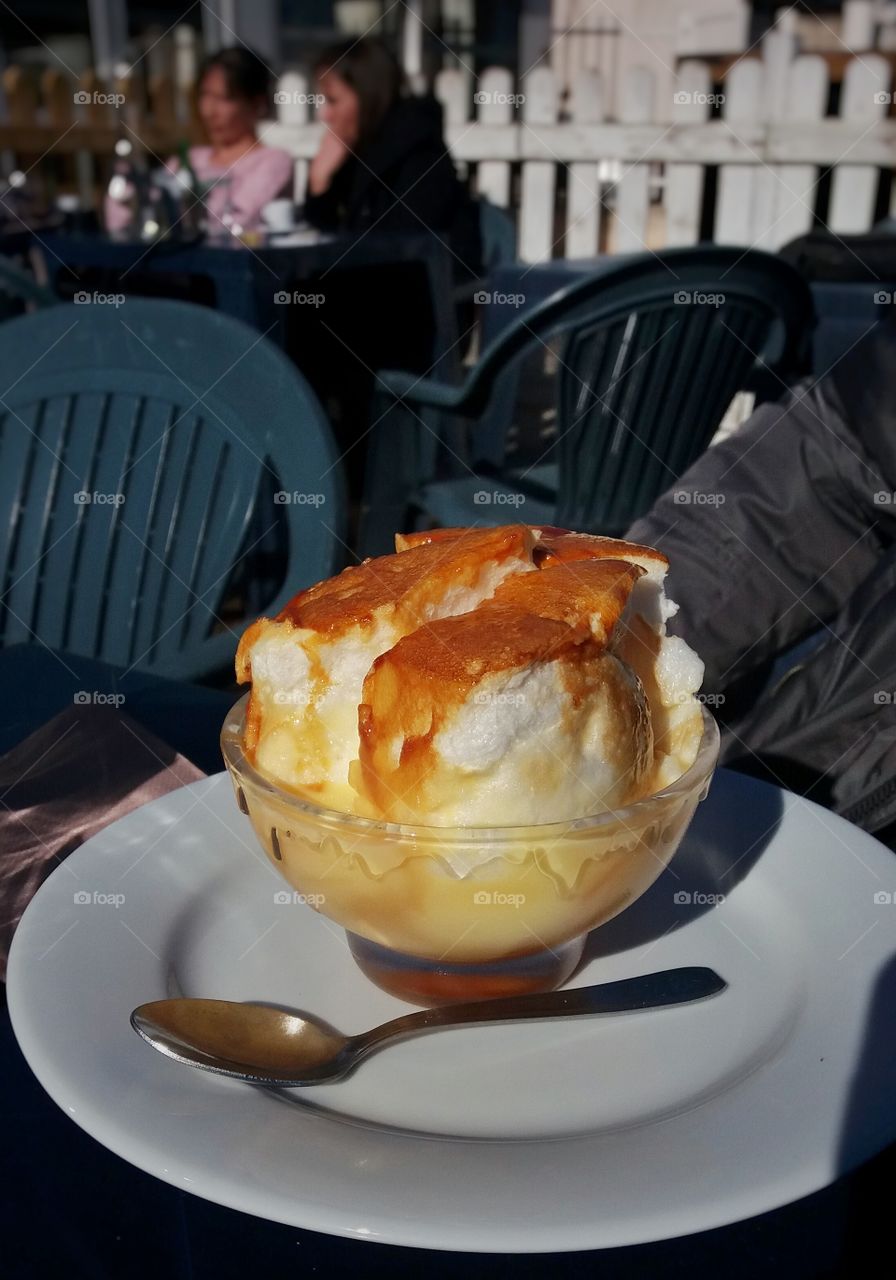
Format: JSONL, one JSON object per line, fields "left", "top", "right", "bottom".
{"left": 263, "top": 28, "right": 896, "bottom": 262}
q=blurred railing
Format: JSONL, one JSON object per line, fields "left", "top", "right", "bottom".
{"left": 264, "top": 35, "right": 896, "bottom": 261}
{"left": 2, "top": 11, "right": 896, "bottom": 260}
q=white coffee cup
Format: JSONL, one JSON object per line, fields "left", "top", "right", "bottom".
{"left": 262, "top": 198, "right": 295, "bottom": 233}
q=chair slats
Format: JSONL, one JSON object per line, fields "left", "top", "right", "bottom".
{"left": 0, "top": 300, "right": 346, "bottom": 679}
{"left": 360, "top": 246, "right": 814, "bottom": 555}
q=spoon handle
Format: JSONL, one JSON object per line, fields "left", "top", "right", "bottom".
{"left": 349, "top": 966, "right": 725, "bottom": 1057}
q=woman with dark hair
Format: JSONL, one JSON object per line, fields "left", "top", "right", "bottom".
{"left": 292, "top": 36, "right": 482, "bottom": 507}
{"left": 105, "top": 46, "right": 293, "bottom": 235}
{"left": 303, "top": 37, "right": 480, "bottom": 276}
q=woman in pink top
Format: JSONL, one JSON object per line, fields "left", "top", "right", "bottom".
{"left": 105, "top": 47, "right": 293, "bottom": 236}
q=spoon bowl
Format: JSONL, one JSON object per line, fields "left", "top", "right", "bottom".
{"left": 131, "top": 966, "right": 726, "bottom": 1087}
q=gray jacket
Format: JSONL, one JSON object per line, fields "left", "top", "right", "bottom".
{"left": 627, "top": 318, "right": 896, "bottom": 844}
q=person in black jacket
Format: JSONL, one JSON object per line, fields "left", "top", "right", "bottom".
{"left": 626, "top": 313, "right": 896, "bottom": 849}
{"left": 304, "top": 37, "right": 480, "bottom": 277}
{"left": 291, "top": 38, "right": 481, "bottom": 507}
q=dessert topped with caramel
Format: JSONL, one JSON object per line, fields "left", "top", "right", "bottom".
{"left": 235, "top": 525, "right": 704, "bottom": 825}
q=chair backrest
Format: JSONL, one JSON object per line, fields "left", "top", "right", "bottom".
{"left": 464, "top": 246, "right": 814, "bottom": 534}
{"left": 0, "top": 298, "right": 346, "bottom": 679}
{"left": 478, "top": 197, "right": 517, "bottom": 269}
{"left": 0, "top": 254, "right": 57, "bottom": 317}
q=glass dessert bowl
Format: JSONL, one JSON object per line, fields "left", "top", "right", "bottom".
{"left": 221, "top": 694, "right": 720, "bottom": 1007}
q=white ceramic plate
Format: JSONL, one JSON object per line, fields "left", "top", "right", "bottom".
{"left": 8, "top": 768, "right": 896, "bottom": 1253}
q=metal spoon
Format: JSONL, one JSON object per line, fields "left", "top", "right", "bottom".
{"left": 131, "top": 966, "right": 725, "bottom": 1087}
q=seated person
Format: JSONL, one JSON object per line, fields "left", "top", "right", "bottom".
{"left": 626, "top": 313, "right": 896, "bottom": 850}
{"left": 303, "top": 36, "right": 481, "bottom": 280}
{"left": 105, "top": 46, "right": 293, "bottom": 237}
{"left": 293, "top": 38, "right": 482, "bottom": 503}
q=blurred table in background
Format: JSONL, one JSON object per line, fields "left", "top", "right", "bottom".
{"left": 34, "top": 228, "right": 459, "bottom": 381}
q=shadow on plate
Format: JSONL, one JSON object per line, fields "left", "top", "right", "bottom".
{"left": 577, "top": 768, "right": 784, "bottom": 968}
{"left": 836, "top": 950, "right": 896, "bottom": 1180}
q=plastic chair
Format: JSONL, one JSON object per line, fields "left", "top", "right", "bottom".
{"left": 358, "top": 246, "right": 814, "bottom": 557}
{"left": 0, "top": 298, "right": 346, "bottom": 680}
{"left": 451, "top": 197, "right": 517, "bottom": 309}
{"left": 478, "top": 197, "right": 517, "bottom": 269}
{"left": 0, "top": 254, "right": 57, "bottom": 313}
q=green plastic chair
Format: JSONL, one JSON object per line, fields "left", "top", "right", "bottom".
{"left": 0, "top": 253, "right": 57, "bottom": 314}
{"left": 358, "top": 246, "right": 814, "bottom": 556}
{"left": 478, "top": 197, "right": 517, "bottom": 269}
{"left": 0, "top": 298, "right": 346, "bottom": 679}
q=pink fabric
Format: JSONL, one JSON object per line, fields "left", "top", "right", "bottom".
{"left": 0, "top": 705, "right": 204, "bottom": 980}
{"left": 104, "top": 143, "right": 294, "bottom": 234}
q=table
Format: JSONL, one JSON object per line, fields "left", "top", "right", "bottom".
{"left": 0, "top": 643, "right": 236, "bottom": 776}
{"left": 34, "top": 228, "right": 460, "bottom": 381}
{"left": 0, "top": 642, "right": 892, "bottom": 1276}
